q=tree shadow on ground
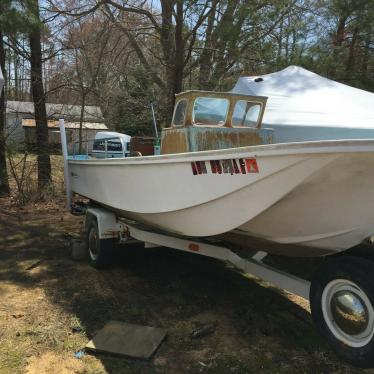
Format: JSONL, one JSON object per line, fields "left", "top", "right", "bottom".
{"left": 0, "top": 205, "right": 368, "bottom": 373}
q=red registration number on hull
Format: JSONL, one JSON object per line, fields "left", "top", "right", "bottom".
{"left": 191, "top": 158, "right": 259, "bottom": 176}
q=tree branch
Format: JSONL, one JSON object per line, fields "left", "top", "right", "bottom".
{"left": 104, "top": 0, "right": 161, "bottom": 32}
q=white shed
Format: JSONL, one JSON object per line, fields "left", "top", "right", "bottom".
{"left": 5, "top": 101, "right": 107, "bottom": 148}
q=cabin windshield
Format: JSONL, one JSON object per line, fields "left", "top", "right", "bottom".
{"left": 193, "top": 97, "right": 229, "bottom": 126}
{"left": 232, "top": 100, "right": 262, "bottom": 127}
{"left": 172, "top": 99, "right": 188, "bottom": 126}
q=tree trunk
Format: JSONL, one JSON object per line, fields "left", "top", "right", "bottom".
{"left": 360, "top": 34, "right": 371, "bottom": 84}
{"left": 204, "top": 0, "right": 241, "bottom": 89}
{"left": 28, "top": 0, "right": 51, "bottom": 190}
{"left": 173, "top": 0, "right": 184, "bottom": 98}
{"left": 160, "top": 0, "right": 176, "bottom": 121}
{"left": 0, "top": 29, "right": 10, "bottom": 196}
{"left": 198, "top": 2, "right": 217, "bottom": 89}
{"left": 14, "top": 53, "right": 19, "bottom": 99}
{"left": 329, "top": 13, "right": 349, "bottom": 77}
{"left": 345, "top": 26, "right": 359, "bottom": 79}
{"left": 277, "top": 19, "right": 284, "bottom": 67}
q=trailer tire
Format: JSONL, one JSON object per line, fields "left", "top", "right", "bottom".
{"left": 86, "top": 220, "right": 114, "bottom": 269}
{"left": 310, "top": 256, "right": 374, "bottom": 368}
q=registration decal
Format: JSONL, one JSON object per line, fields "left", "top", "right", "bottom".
{"left": 210, "top": 160, "right": 222, "bottom": 174}
{"left": 191, "top": 158, "right": 259, "bottom": 175}
{"left": 245, "top": 158, "right": 259, "bottom": 173}
{"left": 191, "top": 161, "right": 207, "bottom": 175}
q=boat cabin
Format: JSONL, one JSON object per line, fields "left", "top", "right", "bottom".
{"left": 69, "top": 91, "right": 273, "bottom": 159}
{"left": 161, "top": 91, "right": 273, "bottom": 154}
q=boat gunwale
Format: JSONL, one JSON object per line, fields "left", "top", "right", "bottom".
{"left": 67, "top": 138, "right": 374, "bottom": 165}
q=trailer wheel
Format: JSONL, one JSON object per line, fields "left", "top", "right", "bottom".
{"left": 86, "top": 220, "right": 114, "bottom": 269}
{"left": 310, "top": 256, "right": 374, "bottom": 368}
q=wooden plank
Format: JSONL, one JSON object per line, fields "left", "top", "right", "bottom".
{"left": 85, "top": 320, "right": 166, "bottom": 359}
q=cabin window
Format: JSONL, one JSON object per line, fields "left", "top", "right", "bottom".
{"left": 232, "top": 101, "right": 261, "bottom": 127}
{"left": 193, "top": 97, "right": 229, "bottom": 126}
{"left": 172, "top": 99, "right": 188, "bottom": 126}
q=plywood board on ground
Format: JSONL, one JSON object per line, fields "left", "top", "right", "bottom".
{"left": 85, "top": 320, "right": 167, "bottom": 359}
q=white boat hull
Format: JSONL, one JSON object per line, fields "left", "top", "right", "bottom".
{"left": 68, "top": 140, "right": 374, "bottom": 256}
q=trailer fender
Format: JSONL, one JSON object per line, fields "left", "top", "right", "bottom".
{"left": 85, "top": 207, "right": 121, "bottom": 239}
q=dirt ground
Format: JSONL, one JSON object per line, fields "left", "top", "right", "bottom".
{"left": 0, "top": 195, "right": 372, "bottom": 374}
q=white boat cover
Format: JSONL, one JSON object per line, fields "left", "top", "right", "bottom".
{"left": 232, "top": 66, "right": 374, "bottom": 141}
{"left": 0, "top": 67, "right": 4, "bottom": 93}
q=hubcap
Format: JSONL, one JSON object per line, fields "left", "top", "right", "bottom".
{"left": 321, "top": 279, "right": 374, "bottom": 348}
{"left": 88, "top": 227, "right": 99, "bottom": 261}
{"left": 331, "top": 290, "right": 369, "bottom": 335}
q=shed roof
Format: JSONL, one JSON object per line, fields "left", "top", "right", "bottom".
{"left": 7, "top": 101, "right": 104, "bottom": 122}
{"left": 22, "top": 119, "right": 108, "bottom": 130}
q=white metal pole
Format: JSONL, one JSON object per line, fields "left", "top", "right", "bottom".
{"left": 150, "top": 102, "right": 158, "bottom": 138}
{"left": 59, "top": 118, "right": 72, "bottom": 210}
{"left": 0, "top": 66, "right": 4, "bottom": 92}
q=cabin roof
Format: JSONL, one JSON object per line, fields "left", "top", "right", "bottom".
{"left": 175, "top": 90, "right": 268, "bottom": 103}
{"left": 170, "top": 90, "right": 267, "bottom": 129}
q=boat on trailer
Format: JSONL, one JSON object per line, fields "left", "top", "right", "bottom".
{"left": 67, "top": 90, "right": 374, "bottom": 256}
{"left": 61, "top": 90, "right": 374, "bottom": 368}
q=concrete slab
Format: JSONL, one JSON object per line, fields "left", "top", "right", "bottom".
{"left": 85, "top": 320, "right": 167, "bottom": 359}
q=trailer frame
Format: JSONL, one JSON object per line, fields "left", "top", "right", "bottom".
{"left": 85, "top": 206, "right": 310, "bottom": 300}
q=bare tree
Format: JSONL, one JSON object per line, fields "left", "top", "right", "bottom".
{"left": 0, "top": 28, "right": 10, "bottom": 196}
{"left": 49, "top": 0, "right": 216, "bottom": 119}
{"left": 43, "top": 0, "right": 374, "bottom": 132}
{"left": 28, "top": 0, "right": 51, "bottom": 189}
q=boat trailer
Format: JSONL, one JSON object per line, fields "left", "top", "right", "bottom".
{"left": 83, "top": 205, "right": 374, "bottom": 369}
